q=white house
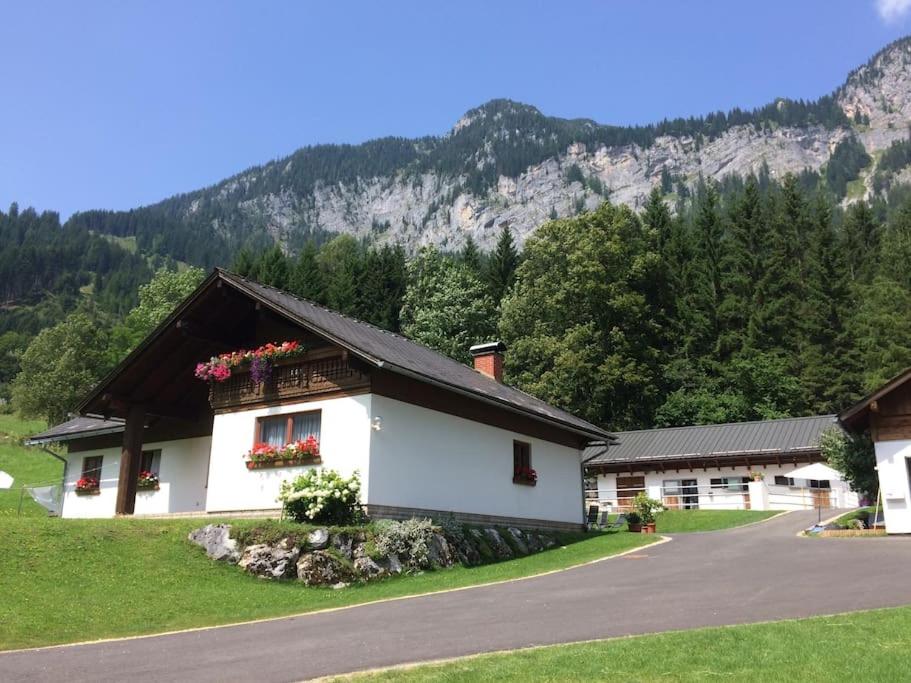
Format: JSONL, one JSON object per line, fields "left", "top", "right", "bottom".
{"left": 840, "top": 368, "right": 911, "bottom": 534}
{"left": 584, "top": 415, "right": 859, "bottom": 512}
{"left": 26, "top": 269, "right": 610, "bottom": 530}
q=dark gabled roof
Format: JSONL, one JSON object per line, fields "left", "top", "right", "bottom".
{"left": 64, "top": 268, "right": 610, "bottom": 444}
{"left": 216, "top": 270, "right": 611, "bottom": 441}
{"left": 584, "top": 415, "right": 838, "bottom": 466}
{"left": 839, "top": 366, "right": 911, "bottom": 431}
{"left": 26, "top": 416, "right": 125, "bottom": 445}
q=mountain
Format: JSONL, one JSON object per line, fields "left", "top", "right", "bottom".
{"left": 58, "top": 36, "right": 911, "bottom": 260}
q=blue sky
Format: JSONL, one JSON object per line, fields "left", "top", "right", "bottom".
{"left": 2, "top": 0, "right": 911, "bottom": 219}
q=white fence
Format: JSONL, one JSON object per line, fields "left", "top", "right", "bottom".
{"left": 587, "top": 480, "right": 838, "bottom": 512}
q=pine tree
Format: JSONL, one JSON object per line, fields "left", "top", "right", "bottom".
{"left": 687, "top": 181, "right": 725, "bottom": 357}
{"left": 749, "top": 175, "right": 806, "bottom": 356}
{"left": 799, "top": 193, "right": 862, "bottom": 411}
{"left": 717, "top": 177, "right": 764, "bottom": 358}
{"left": 841, "top": 200, "right": 880, "bottom": 283}
{"left": 288, "top": 242, "right": 324, "bottom": 302}
{"left": 486, "top": 225, "right": 519, "bottom": 303}
{"left": 461, "top": 235, "right": 482, "bottom": 275}
{"left": 231, "top": 247, "right": 256, "bottom": 277}
{"left": 254, "top": 246, "right": 290, "bottom": 289}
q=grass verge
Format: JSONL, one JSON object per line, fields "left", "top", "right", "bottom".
{"left": 0, "top": 414, "right": 61, "bottom": 517}
{"left": 653, "top": 509, "right": 778, "bottom": 533}
{"left": 341, "top": 606, "right": 911, "bottom": 682}
{"left": 0, "top": 517, "right": 653, "bottom": 651}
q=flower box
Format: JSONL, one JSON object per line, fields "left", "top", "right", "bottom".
{"left": 75, "top": 476, "right": 100, "bottom": 495}
{"left": 512, "top": 475, "right": 537, "bottom": 487}
{"left": 246, "top": 455, "right": 322, "bottom": 470}
{"left": 137, "top": 471, "right": 159, "bottom": 491}
{"left": 513, "top": 466, "right": 537, "bottom": 486}
{"left": 244, "top": 436, "right": 321, "bottom": 470}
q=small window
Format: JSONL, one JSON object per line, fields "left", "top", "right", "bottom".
{"left": 139, "top": 450, "right": 161, "bottom": 476}
{"left": 773, "top": 475, "right": 796, "bottom": 487}
{"left": 808, "top": 479, "right": 831, "bottom": 490}
{"left": 256, "top": 410, "right": 322, "bottom": 447}
{"left": 82, "top": 455, "right": 103, "bottom": 481}
{"left": 710, "top": 477, "right": 748, "bottom": 492}
{"left": 513, "top": 440, "right": 535, "bottom": 484}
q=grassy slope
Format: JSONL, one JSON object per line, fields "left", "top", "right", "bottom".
{"left": 0, "top": 518, "right": 652, "bottom": 650}
{"left": 654, "top": 509, "right": 778, "bottom": 533}
{"left": 0, "top": 414, "right": 61, "bottom": 517}
{"left": 348, "top": 607, "right": 911, "bottom": 682}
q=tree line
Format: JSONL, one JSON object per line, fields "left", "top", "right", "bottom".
{"left": 9, "top": 173, "right": 911, "bottom": 433}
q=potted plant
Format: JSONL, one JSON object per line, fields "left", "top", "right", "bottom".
{"left": 75, "top": 476, "right": 100, "bottom": 495}
{"left": 634, "top": 492, "right": 664, "bottom": 533}
{"left": 626, "top": 511, "right": 642, "bottom": 532}
{"left": 749, "top": 470, "right": 765, "bottom": 482}
{"left": 137, "top": 470, "right": 159, "bottom": 491}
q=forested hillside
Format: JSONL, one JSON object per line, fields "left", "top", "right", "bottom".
{"left": 6, "top": 36, "right": 911, "bottom": 428}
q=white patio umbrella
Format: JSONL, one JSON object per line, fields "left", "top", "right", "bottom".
{"left": 781, "top": 462, "right": 844, "bottom": 481}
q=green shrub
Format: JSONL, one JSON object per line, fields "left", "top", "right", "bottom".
{"left": 278, "top": 468, "right": 362, "bottom": 525}
{"left": 373, "top": 518, "right": 436, "bottom": 570}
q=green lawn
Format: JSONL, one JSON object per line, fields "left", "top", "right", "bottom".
{"left": 0, "top": 414, "right": 61, "bottom": 517}
{"left": 0, "top": 517, "right": 653, "bottom": 650}
{"left": 345, "top": 606, "right": 911, "bottom": 682}
{"left": 651, "top": 509, "right": 778, "bottom": 533}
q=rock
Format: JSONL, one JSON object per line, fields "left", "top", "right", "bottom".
{"left": 353, "top": 555, "right": 384, "bottom": 579}
{"left": 238, "top": 540, "right": 300, "bottom": 579}
{"left": 296, "top": 551, "right": 353, "bottom": 586}
{"left": 538, "top": 533, "right": 557, "bottom": 549}
{"left": 331, "top": 532, "right": 353, "bottom": 560}
{"left": 482, "top": 528, "right": 514, "bottom": 560}
{"left": 307, "top": 528, "right": 330, "bottom": 550}
{"left": 427, "top": 532, "right": 454, "bottom": 567}
{"left": 523, "top": 531, "right": 543, "bottom": 553}
{"left": 331, "top": 582, "right": 350, "bottom": 590}
{"left": 188, "top": 524, "right": 240, "bottom": 564}
{"left": 506, "top": 527, "right": 529, "bottom": 555}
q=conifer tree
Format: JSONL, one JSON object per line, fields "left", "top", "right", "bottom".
{"left": 254, "top": 245, "right": 290, "bottom": 290}
{"left": 841, "top": 201, "right": 880, "bottom": 283}
{"left": 486, "top": 225, "right": 519, "bottom": 303}
{"left": 231, "top": 247, "right": 256, "bottom": 277}
{"left": 288, "top": 242, "right": 325, "bottom": 303}
{"left": 461, "top": 235, "right": 482, "bottom": 274}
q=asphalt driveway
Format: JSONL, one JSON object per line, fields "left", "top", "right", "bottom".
{"left": 4, "top": 511, "right": 911, "bottom": 682}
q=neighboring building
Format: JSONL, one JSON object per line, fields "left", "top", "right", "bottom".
{"left": 26, "top": 269, "right": 610, "bottom": 530}
{"left": 840, "top": 368, "right": 911, "bottom": 534}
{"left": 584, "top": 415, "right": 859, "bottom": 512}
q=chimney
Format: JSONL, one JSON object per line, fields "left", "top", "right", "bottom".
{"left": 470, "top": 341, "right": 507, "bottom": 382}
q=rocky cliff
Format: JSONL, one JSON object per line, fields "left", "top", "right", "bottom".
{"left": 76, "top": 37, "right": 911, "bottom": 255}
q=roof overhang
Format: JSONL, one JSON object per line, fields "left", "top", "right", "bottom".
{"left": 585, "top": 447, "right": 824, "bottom": 474}
{"left": 839, "top": 367, "right": 911, "bottom": 432}
{"left": 71, "top": 269, "right": 613, "bottom": 444}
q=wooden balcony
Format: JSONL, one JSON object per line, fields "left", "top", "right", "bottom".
{"left": 208, "top": 355, "right": 370, "bottom": 411}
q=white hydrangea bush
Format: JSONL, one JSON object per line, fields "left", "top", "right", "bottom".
{"left": 278, "top": 468, "right": 361, "bottom": 524}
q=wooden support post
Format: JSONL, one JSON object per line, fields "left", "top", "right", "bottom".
{"left": 115, "top": 404, "right": 145, "bottom": 515}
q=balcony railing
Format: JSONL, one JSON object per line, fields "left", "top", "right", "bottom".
{"left": 209, "top": 356, "right": 370, "bottom": 410}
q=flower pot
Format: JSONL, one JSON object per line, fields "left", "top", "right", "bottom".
{"left": 642, "top": 522, "right": 656, "bottom": 534}
{"left": 246, "top": 461, "right": 255, "bottom": 470}
{"left": 628, "top": 522, "right": 642, "bottom": 533}
{"left": 75, "top": 488, "right": 100, "bottom": 496}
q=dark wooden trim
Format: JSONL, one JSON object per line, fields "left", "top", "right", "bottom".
{"left": 372, "top": 370, "right": 587, "bottom": 449}
{"left": 213, "top": 385, "right": 370, "bottom": 415}
{"left": 588, "top": 450, "right": 825, "bottom": 475}
{"left": 67, "top": 416, "right": 213, "bottom": 453}
{"left": 116, "top": 405, "right": 145, "bottom": 515}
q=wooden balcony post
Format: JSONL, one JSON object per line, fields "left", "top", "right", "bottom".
{"left": 115, "top": 404, "right": 145, "bottom": 515}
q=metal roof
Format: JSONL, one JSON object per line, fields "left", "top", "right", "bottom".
{"left": 218, "top": 270, "right": 611, "bottom": 441}
{"left": 584, "top": 414, "right": 838, "bottom": 466}
{"left": 26, "top": 416, "right": 125, "bottom": 445}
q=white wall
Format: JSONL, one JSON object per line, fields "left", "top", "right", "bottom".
{"left": 874, "top": 440, "right": 911, "bottom": 534}
{"left": 595, "top": 464, "right": 858, "bottom": 512}
{"left": 61, "top": 436, "right": 211, "bottom": 518}
{"left": 367, "top": 395, "right": 584, "bottom": 525}
{"left": 206, "top": 395, "right": 372, "bottom": 513}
